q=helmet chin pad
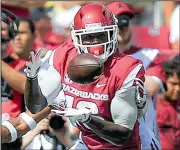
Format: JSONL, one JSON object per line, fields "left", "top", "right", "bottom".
{"left": 88, "top": 45, "right": 104, "bottom": 56}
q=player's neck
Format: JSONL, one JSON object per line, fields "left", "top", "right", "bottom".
{"left": 118, "top": 40, "right": 132, "bottom": 53}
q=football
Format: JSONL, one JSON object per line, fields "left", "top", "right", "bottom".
{"left": 67, "top": 53, "right": 104, "bottom": 84}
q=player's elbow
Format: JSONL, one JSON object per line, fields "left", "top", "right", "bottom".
{"left": 26, "top": 106, "right": 36, "bottom": 114}
{"left": 111, "top": 129, "right": 133, "bottom": 146}
{"left": 145, "top": 84, "right": 160, "bottom": 97}
{"left": 25, "top": 93, "right": 48, "bottom": 114}
{"left": 144, "top": 76, "right": 161, "bottom": 97}
{"left": 27, "top": 103, "right": 47, "bottom": 114}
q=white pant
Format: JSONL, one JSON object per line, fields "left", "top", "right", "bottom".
{"left": 69, "top": 140, "right": 88, "bottom": 150}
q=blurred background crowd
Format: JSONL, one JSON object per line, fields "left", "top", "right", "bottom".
{"left": 1, "top": 1, "right": 180, "bottom": 150}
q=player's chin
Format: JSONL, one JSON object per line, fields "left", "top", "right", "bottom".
{"left": 172, "top": 94, "right": 180, "bottom": 101}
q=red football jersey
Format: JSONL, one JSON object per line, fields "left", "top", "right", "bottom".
{"left": 51, "top": 39, "right": 145, "bottom": 149}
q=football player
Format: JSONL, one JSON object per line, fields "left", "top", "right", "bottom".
{"left": 25, "top": 4, "right": 147, "bottom": 150}
{"left": 108, "top": 1, "right": 166, "bottom": 149}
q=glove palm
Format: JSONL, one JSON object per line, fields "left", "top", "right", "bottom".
{"left": 51, "top": 108, "right": 91, "bottom": 123}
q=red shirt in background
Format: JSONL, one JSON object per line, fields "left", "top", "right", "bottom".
{"left": 157, "top": 97, "right": 180, "bottom": 150}
{"left": 1, "top": 56, "right": 26, "bottom": 121}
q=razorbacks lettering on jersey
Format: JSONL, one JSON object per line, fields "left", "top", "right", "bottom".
{"left": 48, "top": 39, "right": 145, "bottom": 150}
{"left": 1, "top": 56, "right": 26, "bottom": 121}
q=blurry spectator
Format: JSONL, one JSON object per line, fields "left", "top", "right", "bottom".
{"left": 1, "top": 11, "right": 26, "bottom": 122}
{"left": 2, "top": 1, "right": 46, "bottom": 54}
{"left": 1, "top": 9, "right": 51, "bottom": 149}
{"left": 2, "top": 17, "right": 37, "bottom": 99}
{"left": 169, "top": 5, "right": 180, "bottom": 50}
{"left": 11, "top": 17, "right": 35, "bottom": 60}
{"left": 30, "top": 6, "right": 52, "bottom": 38}
{"left": 108, "top": 2, "right": 166, "bottom": 149}
{"left": 29, "top": 6, "right": 63, "bottom": 50}
{"left": 29, "top": 6, "right": 55, "bottom": 50}
{"left": 11, "top": 17, "right": 48, "bottom": 58}
{"left": 2, "top": 10, "right": 50, "bottom": 117}
{"left": 157, "top": 54, "right": 180, "bottom": 150}
{"left": 1, "top": 8, "right": 25, "bottom": 150}
{"left": 2, "top": 16, "right": 46, "bottom": 126}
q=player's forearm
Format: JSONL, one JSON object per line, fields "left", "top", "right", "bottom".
{"left": 1, "top": 61, "right": 26, "bottom": 94}
{"left": 24, "top": 77, "right": 48, "bottom": 113}
{"left": 86, "top": 115, "right": 132, "bottom": 146}
{"left": 1, "top": 118, "right": 29, "bottom": 143}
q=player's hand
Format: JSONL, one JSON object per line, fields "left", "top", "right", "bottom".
{"left": 51, "top": 108, "right": 92, "bottom": 123}
{"left": 25, "top": 48, "right": 52, "bottom": 79}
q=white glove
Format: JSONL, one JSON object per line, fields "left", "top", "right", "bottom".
{"left": 51, "top": 108, "right": 92, "bottom": 123}
{"left": 25, "top": 48, "right": 52, "bottom": 79}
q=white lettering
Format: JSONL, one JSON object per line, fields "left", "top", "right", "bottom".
{"left": 71, "top": 87, "right": 76, "bottom": 95}
{"left": 62, "top": 84, "right": 109, "bottom": 101}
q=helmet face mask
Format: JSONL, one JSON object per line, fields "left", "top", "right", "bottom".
{"left": 71, "top": 23, "right": 118, "bottom": 60}
{"left": 71, "top": 4, "right": 119, "bottom": 61}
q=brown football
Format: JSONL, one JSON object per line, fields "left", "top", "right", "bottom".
{"left": 67, "top": 53, "right": 104, "bottom": 84}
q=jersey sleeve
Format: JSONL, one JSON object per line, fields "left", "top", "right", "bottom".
{"left": 37, "top": 50, "right": 62, "bottom": 105}
{"left": 110, "top": 63, "right": 147, "bottom": 130}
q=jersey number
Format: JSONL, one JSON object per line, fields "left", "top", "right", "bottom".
{"left": 65, "top": 95, "right": 104, "bottom": 129}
